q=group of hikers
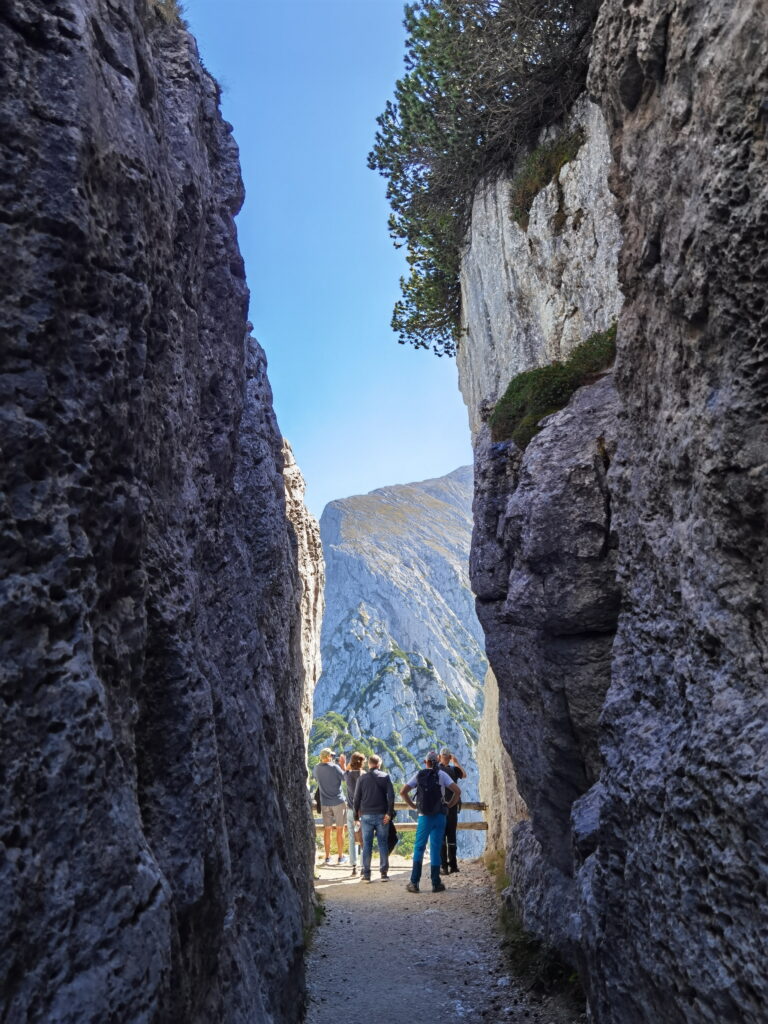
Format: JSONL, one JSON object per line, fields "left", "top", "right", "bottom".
{"left": 312, "top": 746, "right": 466, "bottom": 893}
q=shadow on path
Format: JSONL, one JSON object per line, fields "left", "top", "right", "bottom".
{"left": 305, "top": 855, "right": 581, "bottom": 1023}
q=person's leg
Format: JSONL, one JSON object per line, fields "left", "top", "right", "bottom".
{"left": 346, "top": 808, "right": 357, "bottom": 871}
{"left": 410, "top": 815, "right": 430, "bottom": 886}
{"left": 323, "top": 825, "right": 331, "bottom": 860}
{"left": 446, "top": 806, "right": 459, "bottom": 871}
{"left": 360, "top": 814, "right": 374, "bottom": 879}
{"left": 440, "top": 827, "right": 449, "bottom": 874}
{"left": 428, "top": 814, "right": 447, "bottom": 889}
{"left": 336, "top": 824, "right": 345, "bottom": 858}
{"left": 376, "top": 816, "right": 389, "bottom": 876}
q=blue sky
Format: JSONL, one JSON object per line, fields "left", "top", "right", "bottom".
{"left": 182, "top": 0, "right": 472, "bottom": 518}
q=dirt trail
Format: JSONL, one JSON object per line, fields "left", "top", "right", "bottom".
{"left": 305, "top": 854, "right": 583, "bottom": 1023}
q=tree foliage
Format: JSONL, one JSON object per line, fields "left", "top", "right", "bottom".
{"left": 368, "top": 0, "right": 600, "bottom": 355}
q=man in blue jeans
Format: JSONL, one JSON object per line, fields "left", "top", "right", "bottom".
{"left": 353, "top": 754, "right": 395, "bottom": 882}
{"left": 400, "top": 751, "right": 461, "bottom": 893}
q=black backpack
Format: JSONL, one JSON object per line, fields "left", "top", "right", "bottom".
{"left": 416, "top": 767, "right": 444, "bottom": 815}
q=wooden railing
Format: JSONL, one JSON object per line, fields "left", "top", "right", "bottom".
{"left": 314, "top": 801, "right": 488, "bottom": 831}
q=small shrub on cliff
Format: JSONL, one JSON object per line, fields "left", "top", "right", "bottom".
{"left": 489, "top": 322, "right": 617, "bottom": 448}
{"left": 509, "top": 126, "right": 586, "bottom": 230}
{"left": 148, "top": 0, "right": 185, "bottom": 26}
{"left": 369, "top": 0, "right": 599, "bottom": 355}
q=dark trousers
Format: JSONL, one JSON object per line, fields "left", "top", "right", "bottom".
{"left": 441, "top": 804, "right": 459, "bottom": 871}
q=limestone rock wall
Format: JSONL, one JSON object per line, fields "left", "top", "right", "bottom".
{"left": 477, "top": 668, "right": 527, "bottom": 855}
{"left": 471, "top": 377, "right": 621, "bottom": 953}
{"left": 458, "top": 96, "right": 623, "bottom": 437}
{"left": 579, "top": 2, "right": 768, "bottom": 1020}
{"left": 282, "top": 440, "right": 325, "bottom": 744}
{"left": 463, "top": 1, "right": 767, "bottom": 1019}
{"left": 0, "top": 2, "right": 314, "bottom": 1021}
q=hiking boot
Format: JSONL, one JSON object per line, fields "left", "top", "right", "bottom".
{"left": 432, "top": 882, "right": 446, "bottom": 893}
{"left": 323, "top": 857, "right": 332, "bottom": 866}
{"left": 361, "top": 874, "right": 371, "bottom": 883}
{"left": 439, "top": 866, "right": 448, "bottom": 875}
{"left": 351, "top": 866, "right": 358, "bottom": 877}
{"left": 406, "top": 882, "right": 419, "bottom": 893}
{"left": 449, "top": 866, "right": 460, "bottom": 874}
{"left": 338, "top": 855, "right": 349, "bottom": 864}
{"left": 380, "top": 874, "right": 389, "bottom": 882}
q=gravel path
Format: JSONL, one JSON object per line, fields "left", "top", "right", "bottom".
{"left": 305, "top": 854, "right": 582, "bottom": 1023}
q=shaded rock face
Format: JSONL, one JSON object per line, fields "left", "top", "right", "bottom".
{"left": 471, "top": 377, "right": 621, "bottom": 951}
{"left": 282, "top": 440, "right": 325, "bottom": 744}
{"left": 577, "top": 3, "right": 768, "bottom": 1020}
{"left": 313, "top": 468, "right": 488, "bottom": 854}
{"left": 458, "top": 96, "right": 623, "bottom": 437}
{"left": 1, "top": 3, "right": 313, "bottom": 1021}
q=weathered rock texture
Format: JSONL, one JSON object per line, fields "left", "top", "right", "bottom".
{"left": 463, "top": 1, "right": 767, "bottom": 1020}
{"left": 282, "top": 439, "right": 325, "bottom": 744}
{"left": 471, "top": 377, "right": 621, "bottom": 951}
{"left": 312, "top": 467, "right": 488, "bottom": 854}
{"left": 477, "top": 667, "right": 527, "bottom": 855}
{"left": 577, "top": 3, "right": 768, "bottom": 1020}
{"left": 0, "top": 3, "right": 314, "bottom": 1021}
{"left": 458, "top": 96, "right": 623, "bottom": 437}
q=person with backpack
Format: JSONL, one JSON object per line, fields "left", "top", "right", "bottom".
{"left": 400, "top": 751, "right": 461, "bottom": 894}
{"left": 438, "top": 747, "right": 466, "bottom": 875}
{"left": 352, "top": 754, "right": 395, "bottom": 882}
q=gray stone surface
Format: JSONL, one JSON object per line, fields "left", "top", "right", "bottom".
{"left": 458, "top": 96, "right": 623, "bottom": 438}
{"left": 283, "top": 439, "right": 325, "bottom": 744}
{"left": 471, "top": 377, "right": 621, "bottom": 954}
{"left": 477, "top": 667, "right": 528, "bottom": 856}
{"left": 578, "top": 2, "right": 768, "bottom": 1020}
{"left": 313, "top": 467, "right": 488, "bottom": 855}
{"left": 0, "top": 3, "right": 313, "bottom": 1021}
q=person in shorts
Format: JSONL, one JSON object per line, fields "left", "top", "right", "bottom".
{"left": 313, "top": 748, "right": 348, "bottom": 865}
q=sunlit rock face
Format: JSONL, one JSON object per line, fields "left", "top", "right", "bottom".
{"left": 459, "top": 85, "right": 624, "bottom": 961}
{"left": 458, "top": 96, "right": 623, "bottom": 438}
{"left": 0, "top": 3, "right": 312, "bottom": 1021}
{"left": 313, "top": 468, "right": 488, "bottom": 854}
{"left": 282, "top": 439, "right": 325, "bottom": 744}
{"left": 579, "top": 2, "right": 768, "bottom": 1020}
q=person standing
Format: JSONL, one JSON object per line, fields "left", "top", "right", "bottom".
{"left": 400, "top": 751, "right": 461, "bottom": 893}
{"left": 313, "top": 748, "right": 349, "bottom": 866}
{"left": 352, "top": 754, "right": 395, "bottom": 882}
{"left": 343, "top": 751, "right": 366, "bottom": 877}
{"left": 438, "top": 747, "right": 466, "bottom": 874}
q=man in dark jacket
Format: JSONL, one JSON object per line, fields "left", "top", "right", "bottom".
{"left": 353, "top": 754, "right": 395, "bottom": 882}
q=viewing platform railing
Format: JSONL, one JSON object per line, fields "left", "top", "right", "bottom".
{"left": 314, "top": 801, "right": 488, "bottom": 831}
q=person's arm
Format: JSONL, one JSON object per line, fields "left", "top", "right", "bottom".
{"left": 400, "top": 783, "right": 416, "bottom": 811}
{"left": 445, "top": 781, "right": 461, "bottom": 809}
{"left": 452, "top": 756, "right": 467, "bottom": 780}
{"left": 384, "top": 777, "right": 395, "bottom": 820}
{"left": 353, "top": 777, "right": 362, "bottom": 820}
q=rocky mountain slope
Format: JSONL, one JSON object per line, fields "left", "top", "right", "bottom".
{"left": 0, "top": 3, "right": 318, "bottom": 1021}
{"left": 312, "top": 467, "right": 487, "bottom": 852}
{"left": 460, "top": 2, "right": 768, "bottom": 1021}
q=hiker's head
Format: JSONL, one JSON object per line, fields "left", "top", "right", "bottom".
{"left": 349, "top": 752, "right": 365, "bottom": 771}
{"left": 425, "top": 751, "right": 439, "bottom": 767}
{"left": 368, "top": 754, "right": 381, "bottom": 770}
{"left": 319, "top": 747, "right": 336, "bottom": 763}
{"left": 439, "top": 747, "right": 451, "bottom": 765}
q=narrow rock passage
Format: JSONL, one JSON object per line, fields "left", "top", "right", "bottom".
{"left": 305, "top": 856, "right": 581, "bottom": 1023}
